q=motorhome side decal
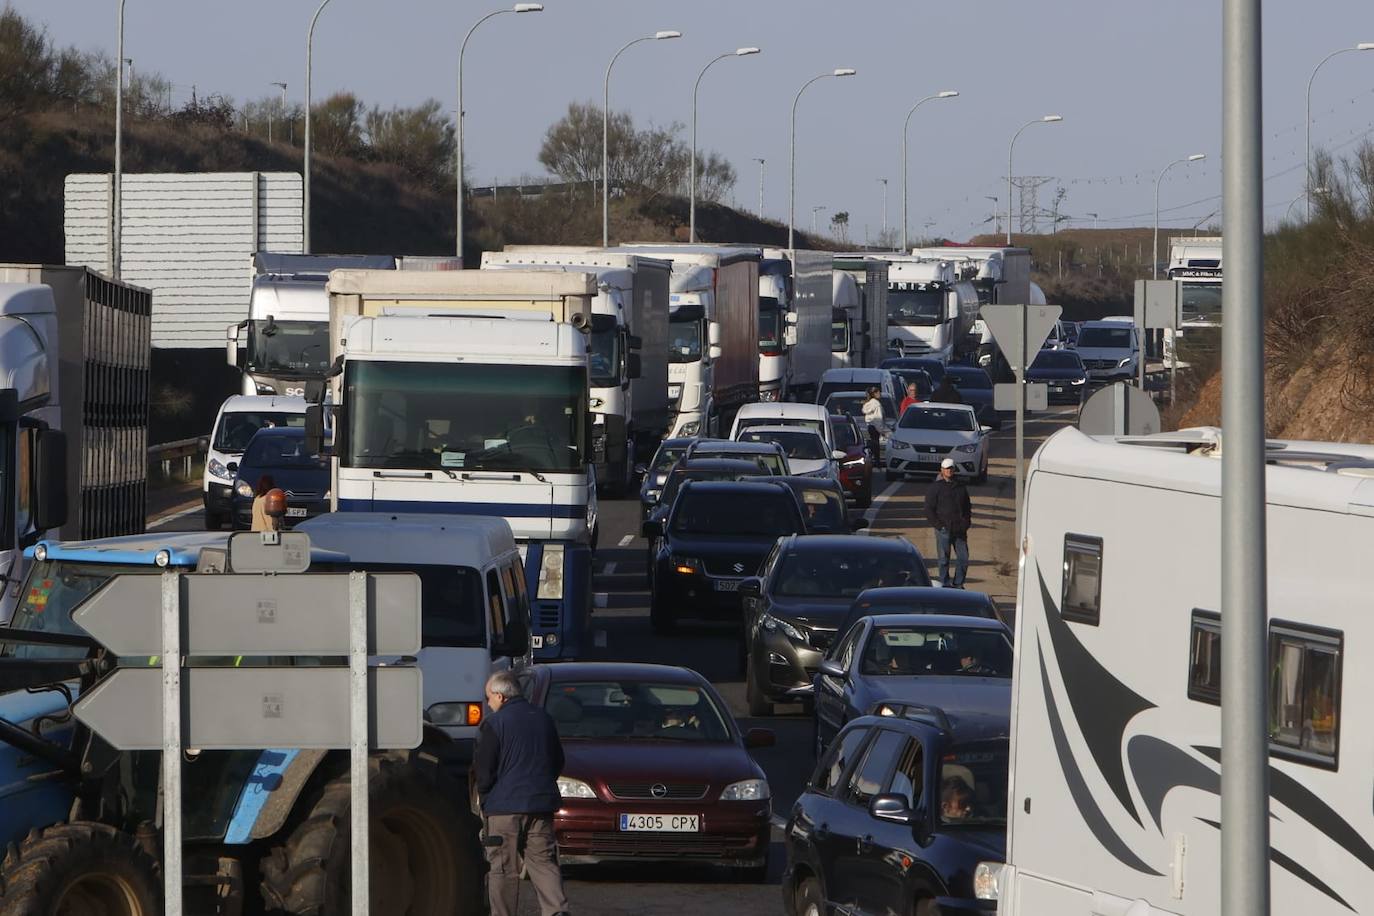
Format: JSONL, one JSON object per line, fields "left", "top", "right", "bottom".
{"left": 1123, "top": 734, "right": 1218, "bottom": 831}
{"left": 1194, "top": 819, "right": 1352, "bottom": 910}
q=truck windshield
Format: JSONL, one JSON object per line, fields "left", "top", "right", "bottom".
{"left": 669, "top": 319, "right": 702, "bottom": 363}
{"left": 213, "top": 412, "right": 306, "bottom": 453}
{"left": 888, "top": 288, "right": 945, "bottom": 327}
{"left": 1180, "top": 282, "right": 1222, "bottom": 323}
{"left": 589, "top": 325, "right": 621, "bottom": 389}
{"left": 1, "top": 561, "right": 151, "bottom": 660}
{"left": 831, "top": 319, "right": 849, "bottom": 353}
{"left": 344, "top": 361, "right": 587, "bottom": 473}
{"left": 759, "top": 300, "right": 782, "bottom": 351}
{"left": 247, "top": 319, "right": 331, "bottom": 378}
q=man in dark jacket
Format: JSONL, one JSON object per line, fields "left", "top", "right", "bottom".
{"left": 932, "top": 376, "right": 963, "bottom": 404}
{"left": 924, "top": 458, "right": 972, "bottom": 587}
{"left": 474, "top": 671, "right": 570, "bottom": 916}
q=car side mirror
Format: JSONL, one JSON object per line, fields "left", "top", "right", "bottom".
{"left": 980, "top": 426, "right": 992, "bottom": 435}
{"left": 832, "top": 449, "right": 847, "bottom": 461}
{"left": 743, "top": 727, "right": 776, "bottom": 749}
{"left": 850, "top": 518, "right": 869, "bottom": 532}
{"left": 641, "top": 519, "right": 663, "bottom": 538}
{"left": 33, "top": 428, "right": 68, "bottom": 533}
{"left": 738, "top": 577, "right": 763, "bottom": 597}
{"left": 633, "top": 464, "right": 648, "bottom": 477}
{"left": 818, "top": 658, "right": 846, "bottom": 679}
{"left": 869, "top": 793, "right": 915, "bottom": 825}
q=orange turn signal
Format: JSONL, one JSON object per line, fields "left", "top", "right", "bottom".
{"left": 465, "top": 703, "right": 483, "bottom": 726}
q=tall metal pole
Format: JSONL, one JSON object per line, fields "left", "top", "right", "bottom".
{"left": 270, "top": 82, "right": 288, "bottom": 145}
{"left": 690, "top": 48, "right": 759, "bottom": 243}
{"left": 113, "top": 0, "right": 127, "bottom": 279}
{"left": 303, "top": 0, "right": 335, "bottom": 255}
{"left": 1154, "top": 154, "right": 1206, "bottom": 279}
{"left": 1014, "top": 306, "right": 1026, "bottom": 536}
{"left": 1305, "top": 44, "right": 1374, "bottom": 220}
{"left": 877, "top": 178, "right": 887, "bottom": 237}
{"left": 753, "top": 158, "right": 765, "bottom": 216}
{"left": 1006, "top": 116, "right": 1062, "bottom": 247}
{"left": 1221, "top": 0, "right": 1269, "bottom": 912}
{"left": 901, "top": 91, "right": 957, "bottom": 253}
{"left": 604, "top": 30, "right": 681, "bottom": 248}
{"left": 790, "top": 68, "right": 855, "bottom": 252}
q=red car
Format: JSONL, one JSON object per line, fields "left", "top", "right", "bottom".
{"left": 829, "top": 413, "right": 874, "bottom": 508}
{"left": 525, "top": 662, "right": 775, "bottom": 879}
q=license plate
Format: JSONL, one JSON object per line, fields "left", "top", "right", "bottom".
{"left": 620, "top": 813, "right": 700, "bottom": 832}
{"left": 285, "top": 507, "right": 308, "bottom": 518}
{"left": 531, "top": 635, "right": 544, "bottom": 649}
{"left": 1050, "top": 386, "right": 1064, "bottom": 393}
{"left": 918, "top": 453, "right": 942, "bottom": 463}
{"left": 714, "top": 579, "right": 741, "bottom": 592}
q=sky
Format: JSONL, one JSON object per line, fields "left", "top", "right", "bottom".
{"left": 12, "top": 0, "right": 1374, "bottom": 242}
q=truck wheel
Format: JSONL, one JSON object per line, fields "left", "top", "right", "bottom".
{"left": 0, "top": 821, "right": 160, "bottom": 916}
{"left": 260, "top": 755, "right": 480, "bottom": 916}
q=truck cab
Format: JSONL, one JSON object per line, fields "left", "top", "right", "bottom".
{"left": 758, "top": 259, "right": 793, "bottom": 402}
{"left": 885, "top": 258, "right": 980, "bottom": 363}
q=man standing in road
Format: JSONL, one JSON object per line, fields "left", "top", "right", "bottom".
{"left": 924, "top": 458, "right": 972, "bottom": 588}
{"left": 474, "top": 671, "right": 571, "bottom": 916}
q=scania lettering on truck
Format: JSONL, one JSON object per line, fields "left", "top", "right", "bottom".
{"left": 760, "top": 248, "right": 833, "bottom": 403}
{"left": 320, "top": 268, "right": 596, "bottom": 660}
{"left": 226, "top": 252, "right": 398, "bottom": 399}
{"left": 885, "top": 256, "right": 980, "bottom": 362}
{"left": 616, "top": 245, "right": 761, "bottom": 438}
{"left": 831, "top": 255, "right": 890, "bottom": 370}
{"left": 0, "top": 265, "right": 150, "bottom": 623}
{"left": 480, "top": 248, "right": 671, "bottom": 495}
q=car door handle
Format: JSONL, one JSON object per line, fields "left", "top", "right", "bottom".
{"left": 858, "top": 834, "right": 873, "bottom": 854}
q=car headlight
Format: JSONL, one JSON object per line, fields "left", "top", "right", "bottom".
{"left": 719, "top": 778, "right": 770, "bottom": 801}
{"left": 671, "top": 555, "right": 700, "bottom": 575}
{"left": 889, "top": 439, "right": 911, "bottom": 451}
{"left": 537, "top": 544, "right": 565, "bottom": 600}
{"left": 956, "top": 444, "right": 979, "bottom": 453}
{"left": 425, "top": 702, "right": 484, "bottom": 726}
{"left": 974, "top": 861, "right": 1005, "bottom": 900}
{"left": 678, "top": 420, "right": 700, "bottom": 437}
{"left": 759, "top": 388, "right": 780, "bottom": 402}
{"left": 761, "top": 613, "right": 806, "bottom": 643}
{"left": 557, "top": 776, "right": 597, "bottom": 799}
{"left": 234, "top": 480, "right": 254, "bottom": 499}
{"left": 207, "top": 458, "right": 231, "bottom": 480}
{"left": 1118, "top": 357, "right": 1132, "bottom": 368}
{"left": 1071, "top": 377, "right": 1086, "bottom": 385}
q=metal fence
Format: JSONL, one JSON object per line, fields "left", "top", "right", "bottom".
{"left": 148, "top": 436, "right": 208, "bottom": 481}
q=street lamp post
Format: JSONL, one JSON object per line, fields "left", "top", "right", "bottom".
{"left": 269, "top": 82, "right": 287, "bottom": 144}
{"left": 900, "top": 90, "right": 958, "bottom": 252}
{"left": 303, "top": 0, "right": 336, "bottom": 255}
{"left": 456, "top": 3, "right": 543, "bottom": 262}
{"left": 1153, "top": 153, "right": 1206, "bottom": 278}
{"left": 113, "top": 0, "right": 128, "bottom": 279}
{"left": 604, "top": 30, "right": 681, "bottom": 247}
{"left": 877, "top": 178, "right": 887, "bottom": 237}
{"left": 690, "top": 47, "right": 760, "bottom": 243}
{"left": 1006, "top": 115, "right": 1062, "bottom": 246}
{"left": 811, "top": 206, "right": 827, "bottom": 234}
{"left": 789, "top": 68, "right": 856, "bottom": 252}
{"left": 1305, "top": 42, "right": 1374, "bottom": 219}
{"left": 753, "top": 158, "right": 765, "bottom": 216}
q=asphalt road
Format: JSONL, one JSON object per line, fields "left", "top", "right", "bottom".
{"left": 145, "top": 407, "right": 1077, "bottom": 915}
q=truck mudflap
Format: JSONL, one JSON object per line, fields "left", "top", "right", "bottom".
{"left": 521, "top": 541, "right": 592, "bottom": 660}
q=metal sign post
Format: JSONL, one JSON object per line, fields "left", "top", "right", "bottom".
{"left": 1133, "top": 279, "right": 1181, "bottom": 398}
{"left": 73, "top": 534, "right": 422, "bottom": 916}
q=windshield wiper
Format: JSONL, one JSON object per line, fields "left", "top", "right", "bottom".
{"left": 462, "top": 467, "right": 550, "bottom": 484}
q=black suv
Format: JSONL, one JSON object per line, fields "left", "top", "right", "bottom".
{"left": 740, "top": 535, "right": 930, "bottom": 715}
{"left": 643, "top": 480, "right": 805, "bottom": 634}
{"left": 783, "top": 713, "right": 1007, "bottom": 916}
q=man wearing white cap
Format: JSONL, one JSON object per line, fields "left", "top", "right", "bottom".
{"left": 923, "top": 458, "right": 972, "bottom": 587}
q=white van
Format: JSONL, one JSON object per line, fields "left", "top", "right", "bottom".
{"left": 730, "top": 402, "right": 835, "bottom": 451}
{"left": 203, "top": 395, "right": 308, "bottom": 528}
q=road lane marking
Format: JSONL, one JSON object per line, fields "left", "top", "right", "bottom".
{"left": 147, "top": 504, "right": 203, "bottom": 529}
{"left": 618, "top": 534, "right": 634, "bottom": 547}
{"left": 863, "top": 478, "right": 904, "bottom": 528}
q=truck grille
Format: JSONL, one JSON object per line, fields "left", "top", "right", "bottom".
{"left": 607, "top": 783, "right": 708, "bottom": 801}
{"left": 537, "top": 604, "right": 561, "bottom": 628}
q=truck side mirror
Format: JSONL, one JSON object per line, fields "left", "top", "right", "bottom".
{"left": 0, "top": 390, "right": 17, "bottom": 423}
{"left": 33, "top": 429, "right": 68, "bottom": 533}
{"left": 708, "top": 321, "right": 722, "bottom": 347}
{"left": 627, "top": 334, "right": 643, "bottom": 351}
{"left": 708, "top": 344, "right": 723, "bottom": 361}
{"left": 225, "top": 323, "right": 242, "bottom": 368}
{"left": 626, "top": 353, "right": 642, "bottom": 380}
{"left": 304, "top": 405, "right": 324, "bottom": 456}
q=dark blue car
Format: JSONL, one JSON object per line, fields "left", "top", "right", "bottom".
{"left": 783, "top": 709, "right": 1007, "bottom": 915}
{"left": 1025, "top": 348, "right": 1089, "bottom": 405}
{"left": 230, "top": 427, "right": 330, "bottom": 529}
{"left": 940, "top": 365, "right": 1004, "bottom": 431}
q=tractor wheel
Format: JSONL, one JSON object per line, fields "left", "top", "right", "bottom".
{"left": 0, "top": 821, "right": 160, "bottom": 916}
{"left": 260, "top": 755, "right": 480, "bottom": 916}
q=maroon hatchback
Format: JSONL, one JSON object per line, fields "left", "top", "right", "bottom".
{"left": 525, "top": 662, "right": 775, "bottom": 880}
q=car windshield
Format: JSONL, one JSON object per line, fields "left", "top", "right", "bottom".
{"left": 344, "top": 361, "right": 586, "bottom": 473}
{"left": 669, "top": 319, "right": 702, "bottom": 363}
{"left": 899, "top": 407, "right": 975, "bottom": 432}
{"left": 213, "top": 411, "right": 306, "bottom": 453}
{"left": 1078, "top": 326, "right": 1133, "bottom": 348}
{"left": 892, "top": 370, "right": 933, "bottom": 398}
{"left": 739, "top": 430, "right": 826, "bottom": 461}
{"left": 546, "top": 680, "right": 732, "bottom": 742}
{"left": 1030, "top": 351, "right": 1083, "bottom": 370}
{"left": 1180, "top": 283, "right": 1222, "bottom": 323}
{"left": 883, "top": 358, "right": 944, "bottom": 384}
{"left": 670, "top": 490, "right": 800, "bottom": 537}
{"left": 945, "top": 370, "right": 991, "bottom": 390}
{"left": 775, "top": 549, "right": 923, "bottom": 598}
{"left": 649, "top": 445, "right": 688, "bottom": 481}
{"left": 830, "top": 420, "right": 859, "bottom": 450}
{"left": 939, "top": 740, "right": 1010, "bottom": 826}
{"left": 693, "top": 448, "right": 786, "bottom": 475}
{"left": 736, "top": 417, "right": 825, "bottom": 439}
{"left": 0, "top": 561, "right": 155, "bottom": 660}
{"left": 826, "top": 394, "right": 896, "bottom": 422}
{"left": 659, "top": 467, "right": 753, "bottom": 508}
{"left": 242, "top": 435, "right": 324, "bottom": 469}
{"left": 861, "top": 626, "right": 1012, "bottom": 677}
{"left": 246, "top": 319, "right": 330, "bottom": 377}
{"left": 888, "top": 288, "right": 944, "bottom": 326}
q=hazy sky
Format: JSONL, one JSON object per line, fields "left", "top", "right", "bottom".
{"left": 13, "top": 0, "right": 1374, "bottom": 241}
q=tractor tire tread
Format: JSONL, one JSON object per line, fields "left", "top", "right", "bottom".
{"left": 0, "top": 821, "right": 160, "bottom": 916}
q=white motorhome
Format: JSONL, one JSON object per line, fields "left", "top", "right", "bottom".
{"left": 986, "top": 426, "right": 1374, "bottom": 915}
{"left": 885, "top": 257, "right": 980, "bottom": 363}
{"left": 1167, "top": 236, "right": 1223, "bottom": 328}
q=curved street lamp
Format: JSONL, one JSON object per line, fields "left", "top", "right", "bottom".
{"left": 900, "top": 90, "right": 958, "bottom": 251}
{"left": 302, "top": 0, "right": 337, "bottom": 254}
{"left": 1304, "top": 43, "right": 1374, "bottom": 219}
{"left": 603, "top": 30, "right": 682, "bottom": 246}
{"left": 1006, "top": 115, "right": 1062, "bottom": 245}
{"left": 789, "top": 68, "right": 856, "bottom": 251}
{"left": 1153, "top": 153, "right": 1206, "bottom": 278}
{"left": 690, "top": 47, "right": 761, "bottom": 242}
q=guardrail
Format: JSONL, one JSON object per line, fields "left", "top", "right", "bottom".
{"left": 148, "top": 436, "right": 208, "bottom": 481}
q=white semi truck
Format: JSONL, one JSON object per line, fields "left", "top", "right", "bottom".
{"left": 480, "top": 248, "right": 671, "bottom": 494}
{"left": 759, "top": 248, "right": 834, "bottom": 403}
{"left": 318, "top": 268, "right": 596, "bottom": 660}
{"left": 1168, "top": 236, "right": 1223, "bottom": 327}
{"left": 884, "top": 255, "right": 981, "bottom": 362}
{"left": 0, "top": 265, "right": 151, "bottom": 623}
{"left": 831, "top": 255, "right": 890, "bottom": 370}
{"left": 616, "top": 245, "right": 761, "bottom": 438}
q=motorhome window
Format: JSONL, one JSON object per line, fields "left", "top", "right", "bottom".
{"left": 831, "top": 320, "right": 849, "bottom": 353}
{"left": 1268, "top": 624, "right": 1341, "bottom": 766}
{"left": 846, "top": 729, "right": 903, "bottom": 808}
{"left": 1076, "top": 327, "right": 1133, "bottom": 349}
{"left": 343, "top": 361, "right": 586, "bottom": 473}
{"left": 1062, "top": 535, "right": 1103, "bottom": 625}
{"left": 758, "top": 303, "right": 782, "bottom": 351}
{"left": 1180, "top": 283, "right": 1223, "bottom": 323}
{"left": 486, "top": 569, "right": 507, "bottom": 646}
{"left": 587, "top": 322, "right": 621, "bottom": 389}
{"left": 888, "top": 288, "right": 945, "bottom": 327}
{"left": 814, "top": 726, "right": 870, "bottom": 795}
{"left": 246, "top": 319, "right": 331, "bottom": 376}
{"left": 1188, "top": 610, "right": 1222, "bottom": 704}
{"left": 668, "top": 320, "right": 702, "bottom": 363}
{"left": 213, "top": 412, "right": 307, "bottom": 452}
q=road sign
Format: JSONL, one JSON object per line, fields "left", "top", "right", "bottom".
{"left": 1133, "top": 279, "right": 1180, "bottom": 330}
{"left": 979, "top": 303, "right": 1063, "bottom": 365}
{"left": 995, "top": 383, "right": 1047, "bottom": 412}
{"left": 229, "top": 530, "right": 312, "bottom": 573}
{"left": 72, "top": 572, "right": 422, "bottom": 657}
{"left": 74, "top": 666, "right": 422, "bottom": 750}
{"left": 1078, "top": 383, "right": 1162, "bottom": 436}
